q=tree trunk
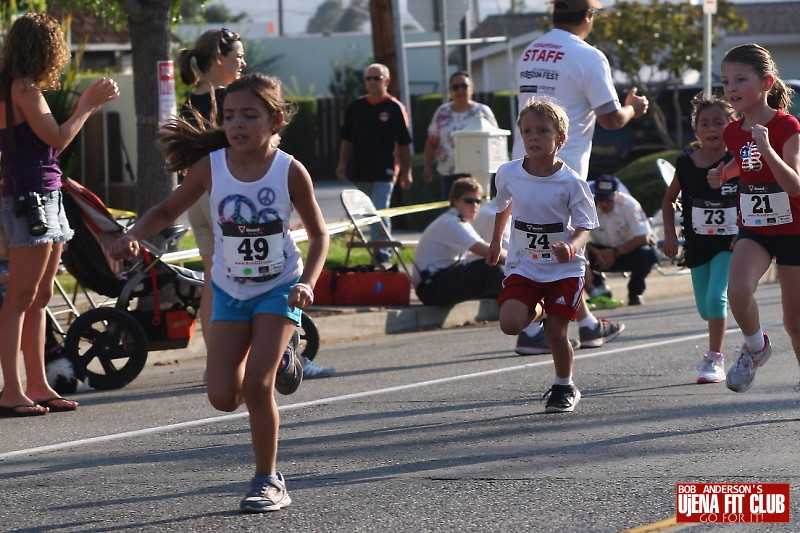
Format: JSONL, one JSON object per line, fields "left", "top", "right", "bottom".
{"left": 369, "top": 0, "right": 398, "bottom": 96}
{"left": 125, "top": 0, "right": 176, "bottom": 214}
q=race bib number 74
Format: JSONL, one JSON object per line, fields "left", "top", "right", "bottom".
{"left": 513, "top": 220, "right": 565, "bottom": 261}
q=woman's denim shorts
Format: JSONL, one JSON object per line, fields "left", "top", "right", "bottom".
{"left": 1, "top": 189, "right": 74, "bottom": 247}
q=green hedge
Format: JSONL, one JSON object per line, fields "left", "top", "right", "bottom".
{"left": 412, "top": 94, "right": 445, "bottom": 153}
{"left": 281, "top": 97, "right": 317, "bottom": 166}
{"left": 490, "top": 91, "right": 516, "bottom": 132}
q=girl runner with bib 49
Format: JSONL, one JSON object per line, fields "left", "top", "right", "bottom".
{"left": 110, "top": 73, "right": 329, "bottom": 512}
{"left": 706, "top": 43, "right": 800, "bottom": 393}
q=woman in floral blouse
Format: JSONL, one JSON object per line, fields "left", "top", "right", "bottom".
{"left": 423, "top": 71, "right": 497, "bottom": 199}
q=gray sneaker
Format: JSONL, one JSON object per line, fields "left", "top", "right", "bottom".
{"left": 579, "top": 318, "right": 624, "bottom": 348}
{"left": 542, "top": 384, "right": 581, "bottom": 413}
{"left": 516, "top": 325, "right": 579, "bottom": 355}
{"left": 302, "top": 358, "right": 336, "bottom": 379}
{"left": 726, "top": 333, "right": 772, "bottom": 393}
{"left": 275, "top": 330, "right": 303, "bottom": 395}
{"left": 240, "top": 472, "right": 292, "bottom": 513}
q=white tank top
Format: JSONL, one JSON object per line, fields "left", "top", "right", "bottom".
{"left": 209, "top": 148, "right": 302, "bottom": 300}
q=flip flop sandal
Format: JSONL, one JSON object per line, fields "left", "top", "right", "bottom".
{"left": 36, "top": 397, "right": 78, "bottom": 412}
{"left": 0, "top": 404, "right": 48, "bottom": 417}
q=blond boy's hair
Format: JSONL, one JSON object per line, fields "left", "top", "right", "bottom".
{"left": 516, "top": 97, "right": 570, "bottom": 140}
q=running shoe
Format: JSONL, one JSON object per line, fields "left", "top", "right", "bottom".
{"left": 586, "top": 294, "right": 623, "bottom": 310}
{"left": 696, "top": 351, "right": 725, "bottom": 384}
{"left": 541, "top": 384, "right": 581, "bottom": 413}
{"left": 240, "top": 472, "right": 292, "bottom": 513}
{"left": 726, "top": 333, "right": 771, "bottom": 393}
{"left": 275, "top": 330, "right": 303, "bottom": 395}
{"left": 515, "top": 327, "right": 579, "bottom": 355}
{"left": 578, "top": 318, "right": 624, "bottom": 348}
{"left": 302, "top": 358, "right": 336, "bottom": 379}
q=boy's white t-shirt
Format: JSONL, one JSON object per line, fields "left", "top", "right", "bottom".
{"left": 495, "top": 158, "right": 598, "bottom": 283}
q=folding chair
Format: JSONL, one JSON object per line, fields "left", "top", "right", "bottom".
{"left": 652, "top": 158, "right": 688, "bottom": 275}
{"left": 656, "top": 158, "right": 676, "bottom": 187}
{"left": 340, "top": 189, "right": 416, "bottom": 277}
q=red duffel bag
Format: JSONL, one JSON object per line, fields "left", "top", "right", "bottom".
{"left": 313, "top": 266, "right": 410, "bottom": 306}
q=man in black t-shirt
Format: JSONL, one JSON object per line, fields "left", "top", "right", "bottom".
{"left": 336, "top": 63, "right": 412, "bottom": 265}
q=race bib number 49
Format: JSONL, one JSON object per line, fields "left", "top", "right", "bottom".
{"left": 221, "top": 219, "right": 285, "bottom": 279}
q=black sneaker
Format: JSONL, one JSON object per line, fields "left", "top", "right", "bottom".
{"left": 628, "top": 294, "right": 643, "bottom": 306}
{"left": 542, "top": 384, "right": 581, "bottom": 413}
{"left": 275, "top": 330, "right": 302, "bottom": 395}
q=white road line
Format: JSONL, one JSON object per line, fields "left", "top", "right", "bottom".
{"left": 0, "top": 324, "right": 779, "bottom": 462}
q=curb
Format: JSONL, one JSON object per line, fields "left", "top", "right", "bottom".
{"left": 76, "top": 263, "right": 780, "bottom": 366}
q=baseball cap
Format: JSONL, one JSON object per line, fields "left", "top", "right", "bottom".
{"left": 593, "top": 174, "right": 619, "bottom": 200}
{"left": 554, "top": 0, "right": 603, "bottom": 13}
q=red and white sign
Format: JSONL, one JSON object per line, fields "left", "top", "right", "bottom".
{"left": 676, "top": 483, "right": 790, "bottom": 523}
{"left": 703, "top": 0, "right": 717, "bottom": 14}
{"left": 157, "top": 60, "right": 177, "bottom": 125}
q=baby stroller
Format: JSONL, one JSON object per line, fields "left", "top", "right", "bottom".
{"left": 50, "top": 178, "right": 319, "bottom": 390}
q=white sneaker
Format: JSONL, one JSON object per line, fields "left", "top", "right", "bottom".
{"left": 726, "top": 333, "right": 771, "bottom": 393}
{"left": 696, "top": 351, "right": 725, "bottom": 384}
{"left": 302, "top": 359, "right": 335, "bottom": 379}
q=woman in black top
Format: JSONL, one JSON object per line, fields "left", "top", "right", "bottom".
{"left": 176, "top": 28, "right": 245, "bottom": 352}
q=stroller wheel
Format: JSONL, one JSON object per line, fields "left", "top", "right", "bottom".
{"left": 64, "top": 308, "right": 149, "bottom": 390}
{"left": 299, "top": 313, "right": 320, "bottom": 361}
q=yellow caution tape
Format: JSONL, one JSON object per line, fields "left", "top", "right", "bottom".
{"left": 161, "top": 200, "right": 448, "bottom": 264}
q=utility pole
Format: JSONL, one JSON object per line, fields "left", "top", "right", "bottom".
{"left": 370, "top": 0, "right": 400, "bottom": 97}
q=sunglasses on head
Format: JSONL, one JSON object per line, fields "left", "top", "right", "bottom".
{"left": 220, "top": 28, "right": 236, "bottom": 42}
{"left": 364, "top": 75, "right": 385, "bottom": 81}
{"left": 451, "top": 83, "right": 470, "bottom": 90}
{"left": 461, "top": 197, "right": 482, "bottom": 205}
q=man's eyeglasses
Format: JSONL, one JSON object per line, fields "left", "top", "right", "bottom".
{"left": 364, "top": 75, "right": 385, "bottom": 81}
{"left": 588, "top": 7, "right": 599, "bottom": 17}
{"left": 461, "top": 198, "right": 482, "bottom": 205}
{"left": 451, "top": 83, "right": 470, "bottom": 90}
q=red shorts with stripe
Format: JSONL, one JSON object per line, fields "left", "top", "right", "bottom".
{"left": 498, "top": 274, "right": 584, "bottom": 321}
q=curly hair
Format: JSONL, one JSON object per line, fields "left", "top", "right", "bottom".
{"left": 0, "top": 13, "right": 70, "bottom": 98}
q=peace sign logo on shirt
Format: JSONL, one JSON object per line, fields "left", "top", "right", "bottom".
{"left": 740, "top": 141, "right": 763, "bottom": 172}
{"left": 256, "top": 207, "right": 280, "bottom": 223}
{"left": 258, "top": 187, "right": 276, "bottom": 206}
{"left": 218, "top": 194, "right": 258, "bottom": 224}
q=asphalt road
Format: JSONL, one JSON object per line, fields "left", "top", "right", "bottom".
{"left": 1, "top": 283, "right": 798, "bottom": 533}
